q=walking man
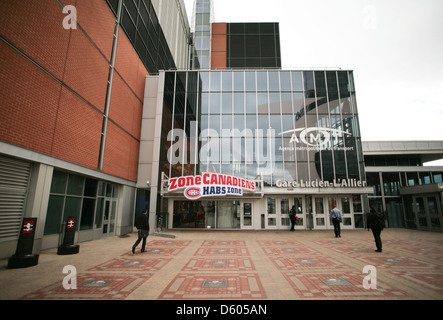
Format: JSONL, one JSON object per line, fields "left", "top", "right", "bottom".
{"left": 329, "top": 204, "right": 342, "bottom": 238}
{"left": 289, "top": 205, "right": 297, "bottom": 231}
{"left": 132, "top": 209, "right": 150, "bottom": 254}
{"left": 367, "top": 206, "right": 385, "bottom": 252}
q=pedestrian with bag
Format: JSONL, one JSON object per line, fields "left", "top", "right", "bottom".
{"left": 367, "top": 206, "right": 385, "bottom": 252}
{"left": 289, "top": 205, "right": 297, "bottom": 231}
{"left": 329, "top": 204, "right": 342, "bottom": 238}
{"left": 132, "top": 209, "right": 150, "bottom": 254}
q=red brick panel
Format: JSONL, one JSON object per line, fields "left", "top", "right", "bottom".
{"left": 211, "top": 23, "right": 227, "bottom": 70}
{"left": 62, "top": 23, "right": 110, "bottom": 114}
{"left": 0, "top": 0, "right": 71, "bottom": 80}
{"left": 0, "top": 41, "right": 60, "bottom": 155}
{"left": 51, "top": 87, "right": 102, "bottom": 169}
{"left": 211, "top": 51, "right": 227, "bottom": 70}
{"left": 0, "top": 0, "right": 145, "bottom": 182}
{"left": 102, "top": 122, "right": 139, "bottom": 181}
{"left": 108, "top": 73, "right": 143, "bottom": 139}
{"left": 114, "top": 28, "right": 148, "bottom": 102}
{"left": 75, "top": 0, "right": 116, "bottom": 61}
{"left": 212, "top": 23, "right": 227, "bottom": 35}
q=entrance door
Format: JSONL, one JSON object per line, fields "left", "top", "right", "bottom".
{"left": 426, "top": 196, "right": 442, "bottom": 231}
{"left": 266, "top": 197, "right": 277, "bottom": 229}
{"left": 313, "top": 196, "right": 327, "bottom": 229}
{"left": 241, "top": 202, "right": 253, "bottom": 229}
{"left": 415, "top": 195, "right": 443, "bottom": 231}
{"left": 293, "top": 197, "right": 305, "bottom": 229}
{"left": 312, "top": 196, "right": 355, "bottom": 230}
{"left": 280, "top": 197, "right": 305, "bottom": 229}
{"left": 264, "top": 197, "right": 306, "bottom": 229}
{"left": 102, "top": 199, "right": 116, "bottom": 237}
{"left": 325, "top": 196, "right": 353, "bottom": 230}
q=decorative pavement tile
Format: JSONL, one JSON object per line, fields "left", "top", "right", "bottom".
{"left": 311, "top": 240, "right": 364, "bottom": 247}
{"left": 395, "top": 245, "right": 443, "bottom": 257}
{"left": 20, "top": 273, "right": 153, "bottom": 300}
{"left": 182, "top": 257, "right": 255, "bottom": 271}
{"left": 353, "top": 256, "right": 432, "bottom": 269}
{"left": 390, "top": 270, "right": 443, "bottom": 295}
{"left": 326, "top": 245, "right": 379, "bottom": 255}
{"left": 201, "top": 240, "right": 246, "bottom": 247}
{"left": 269, "top": 256, "right": 350, "bottom": 271}
{"left": 283, "top": 271, "right": 409, "bottom": 299}
{"left": 194, "top": 247, "right": 250, "bottom": 257}
{"left": 148, "top": 240, "right": 192, "bottom": 246}
{"left": 260, "top": 246, "right": 321, "bottom": 256}
{"left": 121, "top": 247, "right": 185, "bottom": 256}
{"left": 257, "top": 240, "right": 301, "bottom": 247}
{"left": 158, "top": 273, "right": 266, "bottom": 300}
{"left": 87, "top": 257, "right": 171, "bottom": 272}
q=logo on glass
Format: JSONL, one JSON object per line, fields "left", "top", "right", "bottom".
{"left": 184, "top": 187, "right": 202, "bottom": 199}
{"left": 279, "top": 127, "right": 352, "bottom": 149}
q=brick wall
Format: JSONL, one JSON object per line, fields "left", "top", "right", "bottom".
{"left": 211, "top": 23, "right": 227, "bottom": 70}
{"left": 0, "top": 0, "right": 148, "bottom": 182}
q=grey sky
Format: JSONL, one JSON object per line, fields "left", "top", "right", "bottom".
{"left": 184, "top": 0, "right": 443, "bottom": 163}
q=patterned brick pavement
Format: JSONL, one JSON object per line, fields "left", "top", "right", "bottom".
{"left": 1, "top": 229, "right": 442, "bottom": 300}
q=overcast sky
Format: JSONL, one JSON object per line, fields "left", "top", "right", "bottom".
{"left": 183, "top": 0, "right": 443, "bottom": 164}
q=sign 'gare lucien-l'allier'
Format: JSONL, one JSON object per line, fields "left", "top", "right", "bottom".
{"left": 168, "top": 173, "right": 368, "bottom": 201}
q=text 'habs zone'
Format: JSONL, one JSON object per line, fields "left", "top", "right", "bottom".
{"left": 185, "top": 185, "right": 242, "bottom": 199}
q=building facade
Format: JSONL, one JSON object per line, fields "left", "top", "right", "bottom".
{"left": 363, "top": 141, "right": 443, "bottom": 232}
{"left": 1, "top": 0, "right": 442, "bottom": 260}
{"left": 141, "top": 69, "right": 372, "bottom": 231}
{"left": 0, "top": 0, "right": 190, "bottom": 259}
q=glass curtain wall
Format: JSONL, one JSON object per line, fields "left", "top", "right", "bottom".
{"left": 160, "top": 70, "right": 364, "bottom": 186}
{"left": 192, "top": 0, "right": 213, "bottom": 69}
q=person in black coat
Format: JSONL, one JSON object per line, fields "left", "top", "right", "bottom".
{"left": 289, "top": 205, "right": 297, "bottom": 231}
{"left": 367, "top": 206, "right": 385, "bottom": 252}
{"left": 132, "top": 209, "right": 150, "bottom": 254}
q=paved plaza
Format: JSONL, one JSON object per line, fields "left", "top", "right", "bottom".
{"left": 1, "top": 229, "right": 442, "bottom": 301}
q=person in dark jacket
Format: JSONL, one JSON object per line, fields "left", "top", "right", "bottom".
{"left": 367, "top": 206, "right": 385, "bottom": 252}
{"left": 132, "top": 209, "right": 150, "bottom": 254}
{"left": 289, "top": 205, "right": 297, "bottom": 231}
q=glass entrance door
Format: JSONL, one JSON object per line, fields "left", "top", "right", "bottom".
{"left": 313, "top": 196, "right": 326, "bottom": 229}
{"left": 102, "top": 199, "right": 116, "bottom": 237}
{"left": 427, "top": 196, "right": 442, "bottom": 231}
{"left": 415, "top": 195, "right": 443, "bottom": 231}
{"left": 264, "top": 196, "right": 306, "bottom": 229}
{"left": 266, "top": 197, "right": 277, "bottom": 229}
{"left": 241, "top": 202, "right": 253, "bottom": 229}
{"left": 326, "top": 196, "right": 354, "bottom": 230}
{"left": 313, "top": 196, "right": 356, "bottom": 230}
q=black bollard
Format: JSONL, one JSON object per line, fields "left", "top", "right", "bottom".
{"left": 8, "top": 218, "right": 39, "bottom": 268}
{"left": 57, "top": 217, "right": 80, "bottom": 255}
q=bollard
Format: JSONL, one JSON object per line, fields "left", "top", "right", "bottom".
{"left": 8, "top": 218, "right": 39, "bottom": 268}
{"left": 57, "top": 217, "right": 80, "bottom": 255}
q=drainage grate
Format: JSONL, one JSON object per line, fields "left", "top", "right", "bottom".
{"left": 147, "top": 249, "right": 163, "bottom": 253}
{"left": 321, "top": 278, "right": 352, "bottom": 286}
{"left": 81, "top": 280, "right": 112, "bottom": 288}
{"left": 296, "top": 259, "right": 317, "bottom": 264}
{"left": 202, "top": 280, "right": 228, "bottom": 288}
{"left": 123, "top": 261, "right": 144, "bottom": 266}
{"left": 210, "top": 261, "right": 229, "bottom": 266}
{"left": 383, "top": 259, "right": 405, "bottom": 263}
